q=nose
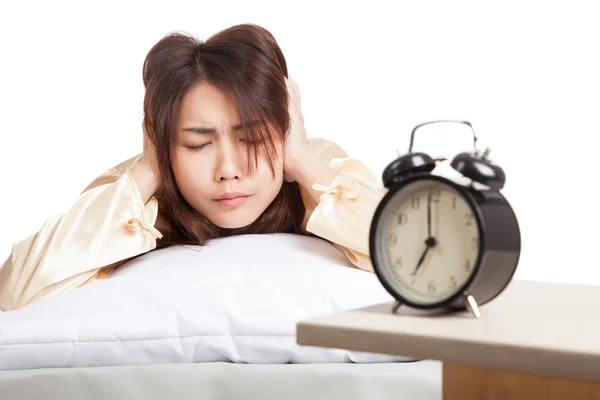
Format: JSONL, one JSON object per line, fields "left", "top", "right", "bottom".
{"left": 215, "top": 138, "right": 244, "bottom": 181}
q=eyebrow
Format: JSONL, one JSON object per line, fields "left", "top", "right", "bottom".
{"left": 182, "top": 120, "right": 261, "bottom": 134}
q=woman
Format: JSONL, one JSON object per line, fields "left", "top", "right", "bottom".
{"left": 0, "top": 24, "right": 386, "bottom": 312}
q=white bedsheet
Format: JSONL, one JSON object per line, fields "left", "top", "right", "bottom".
{"left": 0, "top": 361, "right": 442, "bottom": 400}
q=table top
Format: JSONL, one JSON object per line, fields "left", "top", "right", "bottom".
{"left": 297, "top": 279, "right": 600, "bottom": 382}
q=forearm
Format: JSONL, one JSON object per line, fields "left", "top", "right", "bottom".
{"left": 0, "top": 172, "right": 162, "bottom": 311}
{"left": 129, "top": 160, "right": 161, "bottom": 205}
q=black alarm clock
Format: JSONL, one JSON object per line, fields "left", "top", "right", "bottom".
{"left": 369, "top": 120, "right": 521, "bottom": 318}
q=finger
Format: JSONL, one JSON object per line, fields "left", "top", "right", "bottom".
{"left": 290, "top": 79, "right": 300, "bottom": 102}
{"left": 285, "top": 76, "right": 292, "bottom": 91}
{"left": 286, "top": 76, "right": 298, "bottom": 93}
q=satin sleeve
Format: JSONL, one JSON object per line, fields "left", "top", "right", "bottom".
{"left": 302, "top": 138, "right": 388, "bottom": 273}
{"left": 0, "top": 171, "right": 162, "bottom": 312}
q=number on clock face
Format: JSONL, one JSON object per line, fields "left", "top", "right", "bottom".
{"left": 378, "top": 179, "right": 480, "bottom": 305}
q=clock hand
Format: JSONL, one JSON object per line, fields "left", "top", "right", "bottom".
{"left": 427, "top": 190, "right": 432, "bottom": 239}
{"left": 412, "top": 245, "right": 430, "bottom": 276}
{"left": 411, "top": 237, "right": 438, "bottom": 276}
{"left": 413, "top": 189, "right": 438, "bottom": 277}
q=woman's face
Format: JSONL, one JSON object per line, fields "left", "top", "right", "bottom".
{"left": 171, "top": 81, "right": 284, "bottom": 229}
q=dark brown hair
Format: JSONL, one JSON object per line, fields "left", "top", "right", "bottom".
{"left": 142, "top": 24, "right": 305, "bottom": 248}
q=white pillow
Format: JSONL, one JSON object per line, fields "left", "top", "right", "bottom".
{"left": 0, "top": 233, "right": 413, "bottom": 370}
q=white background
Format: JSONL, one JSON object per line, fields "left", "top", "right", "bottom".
{"left": 0, "top": 1, "right": 598, "bottom": 285}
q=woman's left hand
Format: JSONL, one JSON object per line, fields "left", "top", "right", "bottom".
{"left": 283, "top": 76, "right": 310, "bottom": 183}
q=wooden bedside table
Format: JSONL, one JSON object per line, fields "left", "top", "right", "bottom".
{"left": 297, "top": 279, "right": 600, "bottom": 400}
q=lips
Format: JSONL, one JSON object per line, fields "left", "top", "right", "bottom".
{"left": 215, "top": 192, "right": 249, "bottom": 200}
{"left": 214, "top": 192, "right": 250, "bottom": 207}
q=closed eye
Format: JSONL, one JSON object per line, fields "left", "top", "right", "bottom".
{"left": 186, "top": 143, "right": 211, "bottom": 152}
{"left": 187, "top": 138, "right": 263, "bottom": 152}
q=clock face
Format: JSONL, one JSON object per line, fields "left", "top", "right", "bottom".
{"left": 374, "top": 178, "right": 481, "bottom": 306}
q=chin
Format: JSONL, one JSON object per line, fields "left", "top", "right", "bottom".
{"left": 212, "top": 214, "right": 259, "bottom": 230}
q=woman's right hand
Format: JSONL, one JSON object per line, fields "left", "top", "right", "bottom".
{"left": 131, "top": 121, "right": 162, "bottom": 204}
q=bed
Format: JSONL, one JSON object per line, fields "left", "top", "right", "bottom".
{"left": 0, "top": 361, "right": 441, "bottom": 400}
{"left": 0, "top": 234, "right": 442, "bottom": 399}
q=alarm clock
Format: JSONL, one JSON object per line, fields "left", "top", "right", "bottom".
{"left": 369, "top": 120, "right": 521, "bottom": 318}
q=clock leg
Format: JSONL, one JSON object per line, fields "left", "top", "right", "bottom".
{"left": 392, "top": 300, "right": 402, "bottom": 314}
{"left": 464, "top": 293, "right": 481, "bottom": 318}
